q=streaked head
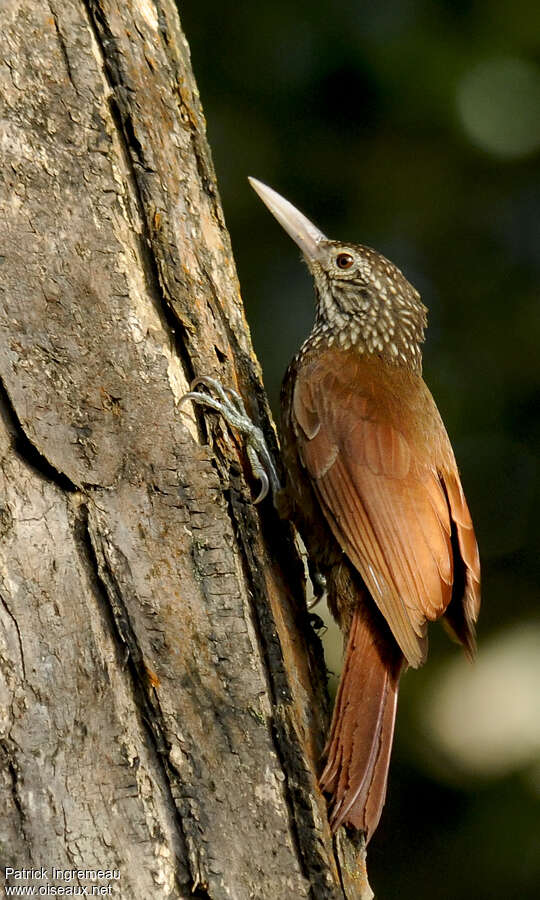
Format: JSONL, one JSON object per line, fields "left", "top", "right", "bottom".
{"left": 249, "top": 177, "right": 427, "bottom": 370}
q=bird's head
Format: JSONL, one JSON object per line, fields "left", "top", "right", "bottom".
{"left": 249, "top": 177, "right": 427, "bottom": 370}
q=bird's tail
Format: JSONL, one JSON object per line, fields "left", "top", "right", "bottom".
{"left": 319, "top": 604, "right": 403, "bottom": 841}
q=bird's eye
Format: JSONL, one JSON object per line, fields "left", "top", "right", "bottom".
{"left": 336, "top": 252, "right": 354, "bottom": 270}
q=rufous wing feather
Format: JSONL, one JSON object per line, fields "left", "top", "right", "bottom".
{"left": 293, "top": 357, "right": 457, "bottom": 668}
{"left": 441, "top": 471, "right": 481, "bottom": 657}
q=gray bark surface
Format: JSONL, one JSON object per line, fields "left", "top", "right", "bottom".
{"left": 0, "top": 2, "right": 372, "bottom": 897}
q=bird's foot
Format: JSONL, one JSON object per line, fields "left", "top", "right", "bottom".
{"left": 180, "top": 376, "right": 281, "bottom": 504}
{"left": 308, "top": 568, "right": 327, "bottom": 609}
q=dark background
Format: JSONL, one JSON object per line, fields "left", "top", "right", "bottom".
{"left": 183, "top": 3, "right": 540, "bottom": 897}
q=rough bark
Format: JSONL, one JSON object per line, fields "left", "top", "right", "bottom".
{"left": 0, "top": 2, "right": 372, "bottom": 897}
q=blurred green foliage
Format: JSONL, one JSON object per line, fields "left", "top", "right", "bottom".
{"left": 182, "top": 2, "right": 540, "bottom": 896}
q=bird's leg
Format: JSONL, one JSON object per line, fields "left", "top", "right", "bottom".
{"left": 180, "top": 376, "right": 282, "bottom": 504}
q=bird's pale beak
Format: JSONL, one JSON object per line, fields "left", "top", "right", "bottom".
{"left": 248, "top": 177, "right": 327, "bottom": 261}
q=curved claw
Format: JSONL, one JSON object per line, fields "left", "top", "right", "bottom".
{"left": 178, "top": 390, "right": 198, "bottom": 407}
{"left": 179, "top": 391, "right": 224, "bottom": 414}
{"left": 189, "top": 375, "right": 229, "bottom": 401}
{"left": 190, "top": 375, "right": 212, "bottom": 389}
{"left": 180, "top": 375, "right": 282, "bottom": 506}
{"left": 253, "top": 470, "right": 269, "bottom": 504}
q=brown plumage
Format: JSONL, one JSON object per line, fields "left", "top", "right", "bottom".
{"left": 250, "top": 178, "right": 481, "bottom": 841}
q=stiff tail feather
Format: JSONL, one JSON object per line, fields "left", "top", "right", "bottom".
{"left": 320, "top": 605, "right": 403, "bottom": 841}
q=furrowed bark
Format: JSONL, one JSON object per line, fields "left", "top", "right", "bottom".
{"left": 0, "top": 1, "right": 372, "bottom": 896}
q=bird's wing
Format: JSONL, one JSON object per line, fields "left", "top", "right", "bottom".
{"left": 292, "top": 360, "right": 465, "bottom": 668}
{"left": 439, "top": 470, "right": 481, "bottom": 657}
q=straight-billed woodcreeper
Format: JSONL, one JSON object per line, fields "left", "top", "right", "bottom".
{"left": 185, "top": 179, "right": 481, "bottom": 841}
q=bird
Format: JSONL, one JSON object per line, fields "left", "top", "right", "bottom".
{"left": 184, "top": 178, "right": 481, "bottom": 843}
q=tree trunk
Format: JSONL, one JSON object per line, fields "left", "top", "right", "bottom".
{"left": 0, "top": 2, "right": 371, "bottom": 897}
